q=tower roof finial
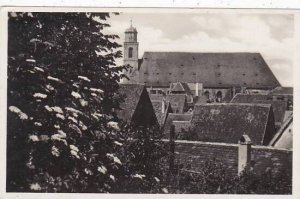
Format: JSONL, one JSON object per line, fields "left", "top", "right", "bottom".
{"left": 130, "top": 18, "right": 133, "bottom": 28}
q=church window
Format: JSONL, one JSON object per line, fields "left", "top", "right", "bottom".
{"left": 128, "top": 47, "right": 133, "bottom": 58}
{"left": 216, "top": 91, "right": 222, "bottom": 102}
{"left": 204, "top": 91, "right": 210, "bottom": 99}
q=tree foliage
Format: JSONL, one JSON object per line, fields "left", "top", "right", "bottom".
{"left": 7, "top": 12, "right": 165, "bottom": 193}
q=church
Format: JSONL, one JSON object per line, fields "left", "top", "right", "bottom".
{"left": 122, "top": 23, "right": 281, "bottom": 106}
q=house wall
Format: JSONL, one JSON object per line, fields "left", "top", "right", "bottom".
{"left": 169, "top": 140, "right": 292, "bottom": 176}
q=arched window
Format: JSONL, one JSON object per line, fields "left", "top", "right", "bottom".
{"left": 216, "top": 91, "right": 222, "bottom": 102}
{"left": 204, "top": 91, "right": 210, "bottom": 99}
{"left": 128, "top": 47, "right": 133, "bottom": 58}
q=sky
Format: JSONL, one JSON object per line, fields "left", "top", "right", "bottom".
{"left": 105, "top": 12, "right": 294, "bottom": 87}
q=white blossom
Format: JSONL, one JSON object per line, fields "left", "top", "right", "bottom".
{"left": 109, "top": 175, "right": 115, "bottom": 182}
{"left": 84, "top": 168, "right": 93, "bottom": 175}
{"left": 91, "top": 93, "right": 97, "bottom": 97}
{"left": 26, "top": 59, "right": 36, "bottom": 63}
{"left": 90, "top": 88, "right": 104, "bottom": 93}
{"left": 46, "top": 84, "right": 55, "bottom": 91}
{"left": 52, "top": 106, "right": 63, "bottom": 114}
{"left": 70, "top": 150, "right": 80, "bottom": 159}
{"left": 68, "top": 116, "right": 78, "bottom": 123}
{"left": 107, "top": 121, "right": 120, "bottom": 131}
{"left": 51, "top": 146, "right": 60, "bottom": 157}
{"left": 44, "top": 105, "right": 53, "bottom": 112}
{"left": 54, "top": 124, "right": 60, "bottom": 129}
{"left": 33, "top": 93, "right": 47, "bottom": 99}
{"left": 79, "top": 121, "right": 87, "bottom": 131}
{"left": 34, "top": 122, "right": 42, "bottom": 126}
{"left": 71, "top": 91, "right": 81, "bottom": 99}
{"left": 9, "top": 106, "right": 28, "bottom": 120}
{"left": 34, "top": 66, "right": 44, "bottom": 72}
{"left": 80, "top": 99, "right": 88, "bottom": 107}
{"left": 78, "top": 76, "right": 91, "bottom": 82}
{"left": 57, "top": 130, "right": 66, "bottom": 138}
{"left": 56, "top": 113, "right": 65, "bottom": 120}
{"left": 132, "top": 174, "right": 146, "bottom": 179}
{"left": 107, "top": 153, "right": 122, "bottom": 165}
{"left": 30, "top": 183, "right": 41, "bottom": 191}
{"left": 162, "top": 188, "right": 168, "bottom": 193}
{"left": 154, "top": 177, "right": 160, "bottom": 183}
{"left": 70, "top": 145, "right": 79, "bottom": 152}
{"left": 114, "top": 141, "right": 123, "bottom": 146}
{"left": 47, "top": 76, "right": 61, "bottom": 82}
{"left": 97, "top": 165, "right": 107, "bottom": 174}
{"left": 29, "top": 135, "right": 39, "bottom": 142}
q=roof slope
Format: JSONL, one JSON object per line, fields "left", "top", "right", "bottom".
{"left": 117, "top": 84, "right": 145, "bottom": 122}
{"left": 164, "top": 113, "right": 193, "bottom": 135}
{"left": 191, "top": 103, "right": 275, "bottom": 145}
{"left": 151, "top": 100, "right": 172, "bottom": 127}
{"left": 271, "top": 87, "right": 293, "bottom": 95}
{"left": 231, "top": 94, "right": 287, "bottom": 124}
{"left": 138, "top": 52, "right": 280, "bottom": 88}
{"left": 166, "top": 94, "right": 186, "bottom": 113}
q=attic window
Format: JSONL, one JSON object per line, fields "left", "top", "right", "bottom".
{"left": 256, "top": 83, "right": 260, "bottom": 85}
{"left": 157, "top": 73, "right": 159, "bottom": 75}
{"left": 217, "top": 64, "right": 220, "bottom": 68}
{"left": 181, "top": 73, "right": 184, "bottom": 75}
{"left": 192, "top": 56, "right": 195, "bottom": 60}
{"left": 144, "top": 72, "right": 148, "bottom": 75}
{"left": 144, "top": 81, "right": 146, "bottom": 84}
{"left": 219, "top": 82, "right": 222, "bottom": 85}
{"left": 157, "top": 81, "right": 159, "bottom": 84}
{"left": 217, "top": 73, "right": 221, "bottom": 77}
{"left": 181, "top": 64, "right": 184, "bottom": 66}
{"left": 243, "top": 82, "right": 247, "bottom": 85}
{"left": 242, "top": 73, "right": 246, "bottom": 76}
{"left": 192, "top": 73, "right": 196, "bottom": 75}
{"left": 255, "top": 73, "right": 258, "bottom": 76}
{"left": 169, "top": 73, "right": 172, "bottom": 75}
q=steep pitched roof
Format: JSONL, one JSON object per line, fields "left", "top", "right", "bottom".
{"left": 151, "top": 100, "right": 172, "bottom": 127}
{"left": 190, "top": 103, "right": 276, "bottom": 145}
{"left": 117, "top": 83, "right": 145, "bottom": 122}
{"left": 166, "top": 94, "right": 186, "bottom": 113}
{"left": 231, "top": 94, "right": 287, "bottom": 125}
{"left": 138, "top": 52, "right": 280, "bottom": 88}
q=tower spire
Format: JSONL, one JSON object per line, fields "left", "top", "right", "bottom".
{"left": 130, "top": 18, "right": 133, "bottom": 28}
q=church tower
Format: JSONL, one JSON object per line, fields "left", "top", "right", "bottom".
{"left": 123, "top": 20, "right": 139, "bottom": 82}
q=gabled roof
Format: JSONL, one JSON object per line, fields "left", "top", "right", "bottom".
{"left": 190, "top": 103, "right": 275, "bottom": 145}
{"left": 171, "top": 82, "right": 192, "bottom": 95}
{"left": 138, "top": 52, "right": 280, "bottom": 88}
{"left": 117, "top": 83, "right": 145, "bottom": 122}
{"left": 151, "top": 100, "right": 172, "bottom": 127}
{"left": 231, "top": 94, "right": 287, "bottom": 125}
{"left": 166, "top": 94, "right": 186, "bottom": 113}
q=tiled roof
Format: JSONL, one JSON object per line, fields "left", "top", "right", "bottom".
{"left": 190, "top": 103, "right": 276, "bottom": 145}
{"left": 271, "top": 87, "right": 293, "bottom": 95}
{"left": 151, "top": 100, "right": 171, "bottom": 127}
{"left": 166, "top": 94, "right": 186, "bottom": 113}
{"left": 117, "top": 83, "right": 145, "bottom": 122}
{"left": 230, "top": 94, "right": 287, "bottom": 125}
{"left": 137, "top": 52, "right": 280, "bottom": 88}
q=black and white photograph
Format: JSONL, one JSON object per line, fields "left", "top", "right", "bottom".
{"left": 2, "top": 8, "right": 297, "bottom": 196}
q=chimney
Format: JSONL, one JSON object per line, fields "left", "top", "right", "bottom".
{"left": 238, "top": 135, "right": 252, "bottom": 175}
{"left": 195, "top": 83, "right": 199, "bottom": 96}
{"left": 162, "top": 99, "right": 165, "bottom": 114}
